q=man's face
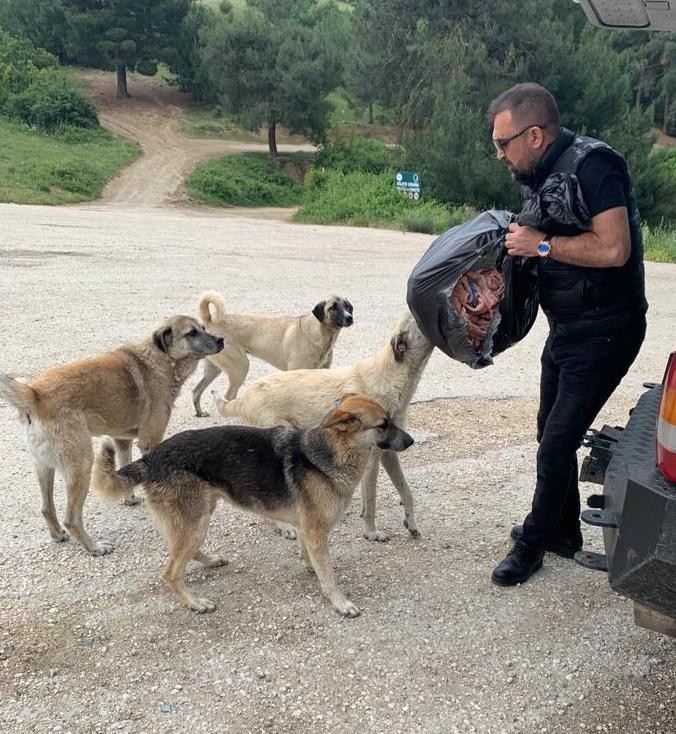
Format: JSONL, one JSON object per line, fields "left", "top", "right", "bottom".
{"left": 491, "top": 109, "right": 545, "bottom": 177}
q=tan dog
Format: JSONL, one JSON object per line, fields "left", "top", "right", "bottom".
{"left": 215, "top": 312, "right": 434, "bottom": 541}
{"left": 192, "top": 291, "right": 354, "bottom": 416}
{"left": 92, "top": 395, "right": 413, "bottom": 617}
{"left": 0, "top": 316, "right": 223, "bottom": 556}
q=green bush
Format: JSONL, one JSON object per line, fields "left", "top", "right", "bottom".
{"left": 643, "top": 223, "right": 676, "bottom": 263}
{"left": 0, "top": 30, "right": 98, "bottom": 132}
{"left": 187, "top": 153, "right": 303, "bottom": 207}
{"left": 0, "top": 29, "right": 56, "bottom": 109}
{"left": 295, "top": 169, "right": 469, "bottom": 233}
{"left": 9, "top": 68, "right": 98, "bottom": 131}
{"left": 314, "top": 136, "right": 399, "bottom": 175}
{"left": 637, "top": 148, "right": 676, "bottom": 226}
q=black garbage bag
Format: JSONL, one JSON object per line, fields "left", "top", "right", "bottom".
{"left": 406, "top": 209, "right": 539, "bottom": 368}
{"left": 407, "top": 172, "right": 591, "bottom": 369}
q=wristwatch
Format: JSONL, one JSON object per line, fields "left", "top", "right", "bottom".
{"left": 537, "top": 235, "right": 552, "bottom": 258}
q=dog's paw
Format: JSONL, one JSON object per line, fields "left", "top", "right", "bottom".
{"left": 189, "top": 597, "right": 217, "bottom": 614}
{"left": 363, "top": 529, "right": 390, "bottom": 542}
{"left": 403, "top": 518, "right": 420, "bottom": 537}
{"left": 274, "top": 522, "right": 297, "bottom": 540}
{"left": 50, "top": 528, "right": 70, "bottom": 543}
{"left": 195, "top": 408, "right": 210, "bottom": 418}
{"left": 333, "top": 598, "right": 361, "bottom": 618}
{"left": 90, "top": 541, "right": 114, "bottom": 557}
{"left": 203, "top": 555, "right": 228, "bottom": 568}
{"left": 122, "top": 494, "right": 143, "bottom": 507}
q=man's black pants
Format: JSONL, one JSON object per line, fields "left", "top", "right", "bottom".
{"left": 521, "top": 321, "right": 646, "bottom": 547}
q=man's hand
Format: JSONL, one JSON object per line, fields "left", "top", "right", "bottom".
{"left": 505, "top": 223, "right": 546, "bottom": 257}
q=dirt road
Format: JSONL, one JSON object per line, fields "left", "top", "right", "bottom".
{"left": 80, "top": 71, "right": 314, "bottom": 209}
{"left": 0, "top": 74, "right": 674, "bottom": 734}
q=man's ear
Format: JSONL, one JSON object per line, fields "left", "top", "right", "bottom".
{"left": 153, "top": 326, "right": 173, "bottom": 353}
{"left": 390, "top": 331, "right": 408, "bottom": 363}
{"left": 312, "top": 301, "right": 326, "bottom": 322}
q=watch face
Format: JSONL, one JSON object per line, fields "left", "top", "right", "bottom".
{"left": 537, "top": 242, "right": 550, "bottom": 256}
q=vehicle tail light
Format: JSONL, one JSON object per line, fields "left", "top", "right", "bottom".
{"left": 657, "top": 351, "right": 676, "bottom": 483}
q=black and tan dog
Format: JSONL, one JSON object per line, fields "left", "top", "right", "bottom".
{"left": 0, "top": 316, "right": 223, "bottom": 556}
{"left": 92, "top": 395, "right": 413, "bottom": 617}
{"left": 192, "top": 290, "right": 354, "bottom": 415}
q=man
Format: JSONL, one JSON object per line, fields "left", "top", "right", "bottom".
{"left": 488, "top": 83, "right": 648, "bottom": 586}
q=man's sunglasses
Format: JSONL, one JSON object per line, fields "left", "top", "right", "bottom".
{"left": 492, "top": 124, "right": 548, "bottom": 152}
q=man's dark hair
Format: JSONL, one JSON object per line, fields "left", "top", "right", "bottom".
{"left": 486, "top": 83, "right": 560, "bottom": 129}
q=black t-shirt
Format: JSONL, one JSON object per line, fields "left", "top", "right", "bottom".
{"left": 575, "top": 151, "right": 628, "bottom": 218}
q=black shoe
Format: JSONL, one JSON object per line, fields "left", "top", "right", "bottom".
{"left": 510, "top": 524, "right": 582, "bottom": 559}
{"left": 491, "top": 541, "right": 545, "bottom": 586}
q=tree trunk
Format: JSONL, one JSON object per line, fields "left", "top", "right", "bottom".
{"left": 663, "top": 91, "right": 671, "bottom": 133}
{"left": 368, "top": 100, "right": 374, "bottom": 125}
{"left": 268, "top": 121, "right": 278, "bottom": 159}
{"left": 116, "top": 64, "right": 129, "bottom": 98}
{"left": 635, "top": 69, "right": 643, "bottom": 111}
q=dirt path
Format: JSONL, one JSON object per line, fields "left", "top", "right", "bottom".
{"left": 79, "top": 71, "right": 314, "bottom": 210}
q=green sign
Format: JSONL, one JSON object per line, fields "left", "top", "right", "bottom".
{"left": 395, "top": 171, "right": 421, "bottom": 200}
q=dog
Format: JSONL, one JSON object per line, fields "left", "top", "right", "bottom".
{"left": 0, "top": 316, "right": 223, "bottom": 556}
{"left": 215, "top": 312, "right": 434, "bottom": 541}
{"left": 92, "top": 394, "right": 413, "bottom": 617}
{"left": 192, "top": 291, "right": 354, "bottom": 416}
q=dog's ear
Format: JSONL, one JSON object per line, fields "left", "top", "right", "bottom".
{"left": 312, "top": 301, "right": 326, "bottom": 322}
{"left": 390, "top": 331, "right": 409, "bottom": 363}
{"left": 321, "top": 407, "right": 359, "bottom": 431}
{"left": 344, "top": 299, "right": 353, "bottom": 314}
{"left": 153, "top": 326, "right": 173, "bottom": 353}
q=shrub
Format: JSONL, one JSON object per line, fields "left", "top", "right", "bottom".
{"left": 637, "top": 148, "right": 676, "bottom": 226}
{"left": 9, "top": 68, "right": 98, "bottom": 131}
{"left": 643, "top": 223, "right": 676, "bottom": 263}
{"left": 295, "top": 169, "right": 469, "bottom": 233}
{"left": 314, "top": 136, "right": 399, "bottom": 175}
{"left": 187, "top": 153, "right": 303, "bottom": 207}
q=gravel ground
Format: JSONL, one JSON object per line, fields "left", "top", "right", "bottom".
{"left": 1, "top": 203, "right": 675, "bottom": 734}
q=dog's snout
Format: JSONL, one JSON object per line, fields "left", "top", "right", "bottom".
{"left": 401, "top": 430, "right": 414, "bottom": 450}
{"left": 344, "top": 314, "right": 354, "bottom": 326}
{"left": 215, "top": 337, "right": 225, "bottom": 351}
{"left": 376, "top": 427, "right": 414, "bottom": 453}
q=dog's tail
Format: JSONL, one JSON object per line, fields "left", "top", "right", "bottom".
{"left": 0, "top": 373, "right": 38, "bottom": 413}
{"left": 92, "top": 438, "right": 148, "bottom": 501}
{"left": 198, "top": 290, "right": 227, "bottom": 325}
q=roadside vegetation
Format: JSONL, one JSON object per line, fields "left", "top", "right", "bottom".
{"left": 0, "top": 120, "right": 138, "bottom": 205}
{"left": 643, "top": 224, "right": 676, "bottom": 263}
{"left": 0, "top": 29, "right": 138, "bottom": 204}
{"left": 186, "top": 153, "right": 303, "bottom": 207}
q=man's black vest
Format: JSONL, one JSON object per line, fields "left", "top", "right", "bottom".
{"left": 519, "top": 129, "right": 647, "bottom": 336}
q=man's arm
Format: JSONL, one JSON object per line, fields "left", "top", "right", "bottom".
{"left": 505, "top": 206, "right": 631, "bottom": 267}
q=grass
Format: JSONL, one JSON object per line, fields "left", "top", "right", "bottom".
{"left": 0, "top": 119, "right": 139, "bottom": 205}
{"left": 643, "top": 224, "right": 676, "bottom": 263}
{"left": 181, "top": 105, "right": 262, "bottom": 142}
{"left": 326, "top": 88, "right": 400, "bottom": 144}
{"left": 187, "top": 153, "right": 304, "bottom": 207}
{"left": 294, "top": 169, "right": 470, "bottom": 233}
